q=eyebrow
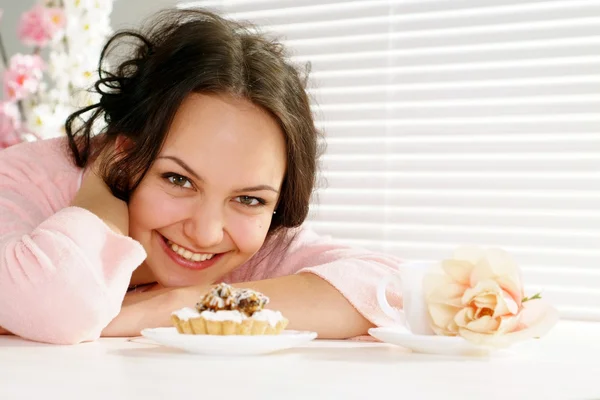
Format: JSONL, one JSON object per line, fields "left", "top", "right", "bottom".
{"left": 156, "top": 155, "right": 280, "bottom": 194}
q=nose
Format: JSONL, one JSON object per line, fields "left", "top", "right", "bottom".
{"left": 183, "top": 201, "right": 224, "bottom": 249}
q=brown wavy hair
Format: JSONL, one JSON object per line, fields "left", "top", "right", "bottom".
{"left": 64, "top": 8, "right": 322, "bottom": 236}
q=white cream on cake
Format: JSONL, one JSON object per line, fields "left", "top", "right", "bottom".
{"left": 172, "top": 307, "right": 201, "bottom": 321}
{"left": 251, "top": 310, "right": 285, "bottom": 327}
{"left": 206, "top": 296, "right": 226, "bottom": 309}
{"left": 235, "top": 288, "right": 269, "bottom": 303}
{"left": 200, "top": 310, "right": 246, "bottom": 323}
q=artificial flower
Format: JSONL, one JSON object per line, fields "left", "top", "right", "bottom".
{"left": 0, "top": 102, "right": 23, "bottom": 149}
{"left": 3, "top": 54, "right": 45, "bottom": 101}
{"left": 423, "top": 246, "right": 558, "bottom": 348}
{"left": 17, "top": 5, "right": 65, "bottom": 47}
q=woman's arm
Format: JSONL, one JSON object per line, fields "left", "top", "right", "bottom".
{"left": 103, "top": 228, "right": 406, "bottom": 339}
{"left": 236, "top": 274, "right": 374, "bottom": 338}
{"left": 102, "top": 273, "right": 373, "bottom": 339}
{"left": 0, "top": 141, "right": 145, "bottom": 344}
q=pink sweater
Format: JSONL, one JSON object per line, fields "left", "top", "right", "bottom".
{"left": 0, "top": 137, "right": 403, "bottom": 344}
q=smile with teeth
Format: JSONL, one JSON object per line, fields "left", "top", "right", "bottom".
{"left": 167, "top": 240, "right": 215, "bottom": 262}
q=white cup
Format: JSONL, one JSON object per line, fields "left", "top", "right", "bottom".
{"left": 376, "top": 260, "right": 438, "bottom": 335}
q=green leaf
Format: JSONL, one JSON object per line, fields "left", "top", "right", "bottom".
{"left": 522, "top": 292, "right": 542, "bottom": 302}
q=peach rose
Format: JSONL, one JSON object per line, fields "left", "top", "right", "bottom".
{"left": 423, "top": 246, "right": 559, "bottom": 348}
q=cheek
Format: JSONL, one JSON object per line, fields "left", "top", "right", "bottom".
{"left": 227, "top": 212, "right": 271, "bottom": 254}
{"left": 129, "top": 185, "right": 191, "bottom": 235}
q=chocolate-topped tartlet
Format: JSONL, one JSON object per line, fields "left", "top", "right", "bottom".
{"left": 234, "top": 289, "right": 269, "bottom": 315}
{"left": 196, "top": 283, "right": 237, "bottom": 312}
{"left": 171, "top": 283, "right": 288, "bottom": 335}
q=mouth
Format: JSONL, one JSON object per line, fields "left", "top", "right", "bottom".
{"left": 158, "top": 234, "right": 225, "bottom": 271}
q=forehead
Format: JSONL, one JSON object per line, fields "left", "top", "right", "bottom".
{"left": 159, "top": 93, "right": 286, "bottom": 187}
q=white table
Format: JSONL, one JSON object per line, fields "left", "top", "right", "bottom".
{"left": 0, "top": 321, "right": 598, "bottom": 400}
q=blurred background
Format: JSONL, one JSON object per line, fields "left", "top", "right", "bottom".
{"left": 1, "top": 0, "right": 599, "bottom": 323}
{"left": 1, "top": 0, "right": 173, "bottom": 55}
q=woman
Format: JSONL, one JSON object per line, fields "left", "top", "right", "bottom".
{"left": 0, "top": 8, "right": 402, "bottom": 344}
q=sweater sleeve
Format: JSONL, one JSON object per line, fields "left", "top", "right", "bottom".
{"left": 230, "top": 228, "right": 405, "bottom": 328}
{"left": 0, "top": 145, "right": 147, "bottom": 344}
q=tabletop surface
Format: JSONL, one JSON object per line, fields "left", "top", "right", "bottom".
{"left": 0, "top": 321, "right": 598, "bottom": 400}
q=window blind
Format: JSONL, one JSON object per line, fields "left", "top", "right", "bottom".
{"left": 179, "top": 0, "right": 600, "bottom": 321}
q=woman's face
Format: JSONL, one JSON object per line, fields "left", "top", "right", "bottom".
{"left": 128, "top": 93, "right": 286, "bottom": 287}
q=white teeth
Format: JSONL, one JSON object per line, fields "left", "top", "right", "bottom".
{"left": 167, "top": 239, "right": 215, "bottom": 262}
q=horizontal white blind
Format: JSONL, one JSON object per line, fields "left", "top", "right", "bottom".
{"left": 181, "top": 0, "right": 600, "bottom": 321}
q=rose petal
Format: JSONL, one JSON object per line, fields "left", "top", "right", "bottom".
{"left": 473, "top": 293, "right": 497, "bottom": 310}
{"left": 484, "top": 247, "right": 520, "bottom": 278}
{"left": 466, "top": 315, "right": 500, "bottom": 333}
{"left": 518, "top": 299, "right": 559, "bottom": 330}
{"left": 453, "top": 246, "right": 485, "bottom": 264}
{"left": 432, "top": 324, "right": 456, "bottom": 336}
{"left": 427, "top": 303, "right": 460, "bottom": 332}
{"left": 441, "top": 259, "right": 473, "bottom": 285}
{"left": 484, "top": 248, "right": 524, "bottom": 302}
{"left": 442, "top": 295, "right": 464, "bottom": 308}
{"left": 453, "top": 307, "right": 474, "bottom": 328}
{"left": 427, "top": 282, "right": 468, "bottom": 304}
{"left": 470, "top": 256, "right": 497, "bottom": 286}
{"left": 469, "top": 249, "right": 524, "bottom": 304}
{"left": 459, "top": 301, "right": 559, "bottom": 348}
{"left": 495, "top": 276, "right": 524, "bottom": 306}
{"left": 423, "top": 270, "right": 454, "bottom": 299}
{"left": 462, "top": 279, "right": 501, "bottom": 305}
{"left": 446, "top": 318, "right": 460, "bottom": 334}
{"left": 497, "top": 314, "right": 521, "bottom": 334}
{"left": 458, "top": 328, "right": 511, "bottom": 348}
{"left": 493, "top": 290, "right": 519, "bottom": 317}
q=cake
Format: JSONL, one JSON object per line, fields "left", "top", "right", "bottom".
{"left": 171, "top": 283, "right": 288, "bottom": 335}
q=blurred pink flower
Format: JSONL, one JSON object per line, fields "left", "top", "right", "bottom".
{"left": 0, "top": 102, "right": 23, "bottom": 150}
{"left": 3, "top": 54, "right": 45, "bottom": 101}
{"left": 18, "top": 5, "right": 66, "bottom": 47}
{"left": 46, "top": 7, "right": 67, "bottom": 32}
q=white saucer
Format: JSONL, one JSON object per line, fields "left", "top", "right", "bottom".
{"left": 141, "top": 327, "right": 318, "bottom": 356}
{"left": 369, "top": 327, "right": 509, "bottom": 356}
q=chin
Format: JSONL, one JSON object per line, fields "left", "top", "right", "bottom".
{"left": 154, "top": 273, "right": 197, "bottom": 288}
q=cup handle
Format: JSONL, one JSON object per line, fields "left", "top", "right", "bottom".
{"left": 376, "top": 274, "right": 406, "bottom": 326}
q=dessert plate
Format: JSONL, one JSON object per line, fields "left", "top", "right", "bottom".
{"left": 141, "top": 327, "right": 317, "bottom": 356}
{"left": 368, "top": 327, "right": 512, "bottom": 356}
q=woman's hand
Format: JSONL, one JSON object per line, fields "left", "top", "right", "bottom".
{"left": 102, "top": 284, "right": 208, "bottom": 337}
{"left": 71, "top": 147, "right": 130, "bottom": 236}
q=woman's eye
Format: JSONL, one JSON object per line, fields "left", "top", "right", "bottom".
{"left": 166, "top": 174, "right": 192, "bottom": 189}
{"left": 235, "top": 196, "right": 264, "bottom": 207}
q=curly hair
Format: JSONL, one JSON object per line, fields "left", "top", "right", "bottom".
{"left": 64, "top": 7, "right": 322, "bottom": 236}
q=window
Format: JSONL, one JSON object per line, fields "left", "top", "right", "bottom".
{"left": 180, "top": 0, "right": 600, "bottom": 321}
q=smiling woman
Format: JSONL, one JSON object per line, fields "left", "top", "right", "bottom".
{"left": 127, "top": 93, "right": 287, "bottom": 289}
{"left": 0, "top": 7, "right": 403, "bottom": 344}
